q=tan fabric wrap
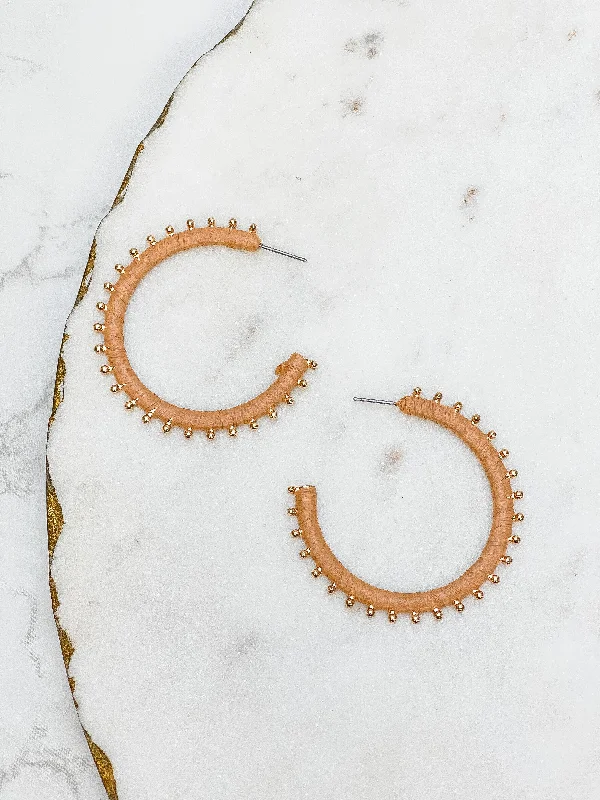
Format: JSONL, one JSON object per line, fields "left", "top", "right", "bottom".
{"left": 101, "top": 225, "right": 310, "bottom": 430}
{"left": 294, "top": 395, "right": 515, "bottom": 614}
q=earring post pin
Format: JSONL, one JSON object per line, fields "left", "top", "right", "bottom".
{"left": 353, "top": 397, "right": 396, "bottom": 405}
{"left": 260, "top": 244, "right": 307, "bottom": 262}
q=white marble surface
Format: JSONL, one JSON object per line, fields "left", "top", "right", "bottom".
{"left": 0, "top": 1, "right": 248, "bottom": 797}
{"left": 46, "top": 1, "right": 600, "bottom": 798}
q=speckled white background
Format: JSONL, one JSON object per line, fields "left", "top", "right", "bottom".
{"left": 0, "top": 1, "right": 248, "bottom": 797}
{"left": 46, "top": 1, "right": 600, "bottom": 799}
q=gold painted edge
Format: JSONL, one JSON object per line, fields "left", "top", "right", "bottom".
{"left": 45, "top": 4, "right": 257, "bottom": 798}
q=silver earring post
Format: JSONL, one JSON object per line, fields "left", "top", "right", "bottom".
{"left": 353, "top": 396, "right": 396, "bottom": 405}
{"left": 259, "top": 244, "right": 307, "bottom": 262}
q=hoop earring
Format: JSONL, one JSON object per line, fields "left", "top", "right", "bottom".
{"left": 93, "top": 218, "right": 317, "bottom": 439}
{"left": 286, "top": 388, "right": 524, "bottom": 623}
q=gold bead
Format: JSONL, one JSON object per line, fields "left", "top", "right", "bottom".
{"left": 207, "top": 217, "right": 216, "bottom": 227}
{"left": 103, "top": 282, "right": 114, "bottom": 292}
{"left": 124, "top": 399, "right": 137, "bottom": 409}
{"left": 507, "top": 469, "right": 518, "bottom": 478}
{"left": 472, "top": 589, "right": 484, "bottom": 599}
{"left": 307, "top": 360, "right": 318, "bottom": 370}
{"left": 411, "top": 611, "right": 420, "bottom": 623}
{"left": 433, "top": 392, "right": 442, "bottom": 402}
{"left": 186, "top": 219, "right": 195, "bottom": 230}
{"left": 146, "top": 235, "right": 157, "bottom": 246}
{"left": 142, "top": 408, "right": 156, "bottom": 423}
{"left": 291, "top": 528, "right": 302, "bottom": 537}
{"left": 513, "top": 512, "right": 524, "bottom": 522}
{"left": 388, "top": 610, "right": 397, "bottom": 623}
{"left": 453, "top": 402, "right": 463, "bottom": 412}
{"left": 110, "top": 384, "right": 123, "bottom": 393}
{"left": 312, "top": 566, "right": 322, "bottom": 578}
{"left": 228, "top": 425, "right": 237, "bottom": 437}
{"left": 499, "top": 449, "right": 510, "bottom": 458}
{"left": 487, "top": 430, "right": 497, "bottom": 440}
{"left": 114, "top": 264, "right": 126, "bottom": 274}
{"left": 287, "top": 507, "right": 298, "bottom": 516}
{"left": 206, "top": 429, "right": 215, "bottom": 440}
{"left": 471, "top": 414, "right": 481, "bottom": 425}
{"left": 509, "top": 534, "right": 521, "bottom": 544}
{"left": 299, "top": 548, "right": 311, "bottom": 558}
{"left": 345, "top": 595, "right": 355, "bottom": 607}
{"left": 93, "top": 323, "right": 105, "bottom": 332}
{"left": 94, "top": 343, "right": 106, "bottom": 353}
{"left": 184, "top": 427, "right": 193, "bottom": 439}
{"left": 412, "top": 387, "right": 422, "bottom": 396}
{"left": 228, "top": 218, "right": 237, "bottom": 229}
{"left": 100, "top": 364, "right": 112, "bottom": 374}
{"left": 249, "top": 223, "right": 257, "bottom": 232}
{"left": 327, "top": 583, "right": 337, "bottom": 594}
{"left": 488, "top": 574, "right": 500, "bottom": 584}
{"left": 162, "top": 419, "right": 173, "bottom": 433}
{"left": 268, "top": 406, "right": 278, "bottom": 419}
{"left": 129, "top": 248, "right": 139, "bottom": 259}
{"left": 433, "top": 608, "right": 443, "bottom": 620}
{"left": 297, "top": 378, "right": 307, "bottom": 388}
{"left": 165, "top": 225, "right": 175, "bottom": 236}
{"left": 96, "top": 301, "right": 107, "bottom": 311}
{"left": 500, "top": 555, "right": 513, "bottom": 564}
{"left": 284, "top": 393, "right": 294, "bottom": 404}
{"left": 249, "top": 419, "right": 259, "bottom": 430}
{"left": 288, "top": 486, "right": 297, "bottom": 494}
{"left": 454, "top": 600, "right": 465, "bottom": 612}
{"left": 366, "top": 605, "right": 375, "bottom": 617}
{"left": 513, "top": 490, "right": 524, "bottom": 499}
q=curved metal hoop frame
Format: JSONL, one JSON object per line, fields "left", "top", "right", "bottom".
{"left": 93, "top": 219, "right": 316, "bottom": 438}
{"left": 287, "top": 389, "right": 524, "bottom": 623}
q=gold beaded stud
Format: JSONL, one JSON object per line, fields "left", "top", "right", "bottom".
{"left": 115, "top": 264, "right": 126, "bottom": 274}
{"left": 284, "top": 394, "right": 294, "bottom": 405}
{"left": 471, "top": 414, "right": 481, "bottom": 425}
{"left": 454, "top": 600, "right": 465, "bottom": 612}
{"left": 93, "top": 323, "right": 105, "bottom": 332}
{"left": 103, "top": 282, "right": 114, "bottom": 292}
{"left": 94, "top": 344, "right": 106, "bottom": 354}
{"left": 513, "top": 490, "right": 524, "bottom": 499}
{"left": 433, "top": 608, "right": 443, "bottom": 620}
{"left": 345, "top": 595, "right": 355, "bottom": 607}
{"left": 184, "top": 427, "right": 193, "bottom": 439}
{"left": 206, "top": 429, "right": 215, "bottom": 440}
{"left": 299, "top": 548, "right": 311, "bottom": 558}
{"left": 110, "top": 384, "right": 123, "bottom": 393}
{"left": 186, "top": 219, "right": 195, "bottom": 230}
{"left": 146, "top": 235, "right": 157, "bottom": 246}
{"left": 291, "top": 528, "right": 302, "bottom": 537}
{"left": 162, "top": 419, "right": 173, "bottom": 433}
{"left": 249, "top": 419, "right": 259, "bottom": 430}
{"left": 129, "top": 248, "right": 139, "bottom": 259}
{"left": 472, "top": 589, "right": 484, "bottom": 599}
{"left": 249, "top": 223, "right": 257, "bottom": 232}
{"left": 499, "top": 449, "right": 510, "bottom": 458}
{"left": 165, "top": 225, "right": 175, "bottom": 236}
{"left": 509, "top": 534, "right": 521, "bottom": 544}
{"left": 488, "top": 574, "right": 500, "bottom": 584}
{"left": 487, "top": 430, "right": 497, "bottom": 440}
{"left": 433, "top": 392, "right": 442, "bottom": 403}
{"left": 453, "top": 402, "right": 463, "bottom": 412}
{"left": 288, "top": 486, "right": 297, "bottom": 494}
{"left": 287, "top": 507, "right": 298, "bottom": 516}
{"left": 500, "top": 555, "right": 513, "bottom": 565}
{"left": 327, "top": 583, "right": 337, "bottom": 594}
{"left": 100, "top": 364, "right": 112, "bottom": 374}
{"left": 366, "top": 605, "right": 375, "bottom": 617}
{"left": 96, "top": 301, "right": 107, "bottom": 311}
{"left": 388, "top": 609, "right": 397, "bottom": 623}
{"left": 207, "top": 217, "right": 215, "bottom": 227}
{"left": 228, "top": 218, "right": 237, "bottom": 229}
{"left": 297, "top": 378, "right": 308, "bottom": 388}
{"left": 124, "top": 399, "right": 137, "bottom": 409}
{"left": 412, "top": 387, "right": 422, "bottom": 396}
{"left": 228, "top": 425, "right": 237, "bottom": 437}
{"left": 312, "top": 566, "right": 322, "bottom": 578}
{"left": 507, "top": 469, "right": 518, "bottom": 479}
{"left": 268, "top": 407, "right": 278, "bottom": 419}
{"left": 307, "top": 360, "right": 318, "bottom": 369}
{"left": 411, "top": 611, "right": 420, "bottom": 623}
{"left": 513, "top": 512, "right": 524, "bottom": 522}
{"left": 141, "top": 408, "right": 156, "bottom": 424}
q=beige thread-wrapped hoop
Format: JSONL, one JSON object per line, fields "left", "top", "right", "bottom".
{"left": 93, "top": 218, "right": 317, "bottom": 439}
{"left": 287, "top": 388, "right": 524, "bottom": 623}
